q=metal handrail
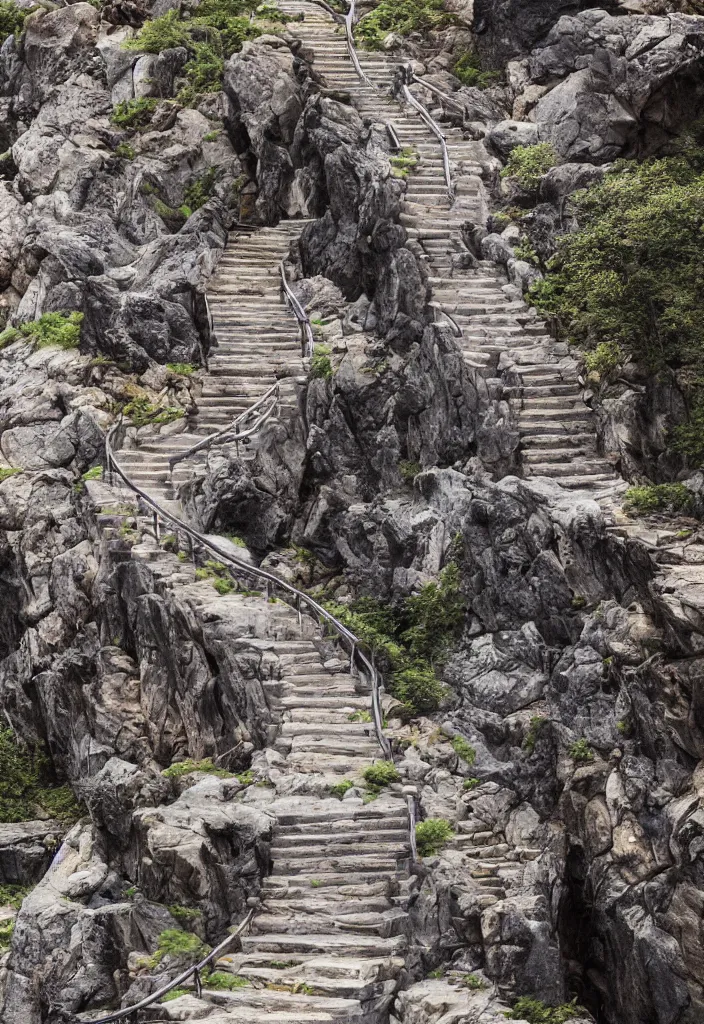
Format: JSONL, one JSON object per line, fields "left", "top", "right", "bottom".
{"left": 429, "top": 302, "right": 462, "bottom": 337}
{"left": 401, "top": 76, "right": 454, "bottom": 201}
{"left": 409, "top": 74, "right": 466, "bottom": 114}
{"left": 85, "top": 909, "right": 255, "bottom": 1023}
{"left": 406, "top": 792, "right": 419, "bottom": 861}
{"left": 168, "top": 382, "right": 280, "bottom": 471}
{"left": 105, "top": 424, "right": 391, "bottom": 760}
{"left": 280, "top": 261, "right": 315, "bottom": 359}
{"left": 344, "top": 0, "right": 373, "bottom": 87}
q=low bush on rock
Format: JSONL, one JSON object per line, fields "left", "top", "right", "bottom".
{"left": 162, "top": 757, "right": 233, "bottom": 779}
{"left": 453, "top": 51, "right": 501, "bottom": 89}
{"left": 0, "top": 0, "right": 32, "bottom": 46}
{"left": 324, "top": 563, "right": 465, "bottom": 716}
{"left": 0, "top": 312, "right": 83, "bottom": 350}
{"left": 310, "top": 343, "right": 333, "bottom": 380}
{"left": 356, "top": 0, "right": 454, "bottom": 49}
{"left": 500, "top": 143, "right": 556, "bottom": 189}
{"left": 506, "top": 997, "right": 586, "bottom": 1023}
{"left": 529, "top": 146, "right": 704, "bottom": 464}
{"left": 624, "top": 483, "right": 695, "bottom": 517}
{"left": 415, "top": 818, "right": 454, "bottom": 856}
{"left": 362, "top": 760, "right": 400, "bottom": 788}
{"left": 0, "top": 728, "right": 82, "bottom": 825}
{"left": 124, "top": 0, "right": 280, "bottom": 104}
{"left": 111, "top": 97, "right": 158, "bottom": 129}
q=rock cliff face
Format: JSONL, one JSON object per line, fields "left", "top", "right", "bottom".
{"left": 1, "top": 2, "right": 704, "bottom": 1024}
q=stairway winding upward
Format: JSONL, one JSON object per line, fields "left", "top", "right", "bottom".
{"left": 89, "top": 5, "right": 633, "bottom": 1020}
{"left": 116, "top": 221, "right": 307, "bottom": 506}
{"left": 279, "top": 1, "right": 621, "bottom": 492}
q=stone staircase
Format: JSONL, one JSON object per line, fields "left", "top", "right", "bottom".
{"left": 280, "top": 1, "right": 622, "bottom": 493}
{"left": 116, "top": 221, "right": 307, "bottom": 504}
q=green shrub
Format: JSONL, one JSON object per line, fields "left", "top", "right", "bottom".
{"left": 167, "top": 362, "right": 197, "bottom": 376}
{"left": 523, "top": 716, "right": 547, "bottom": 754}
{"left": 506, "top": 997, "right": 585, "bottom": 1023}
{"left": 462, "top": 973, "right": 487, "bottom": 989}
{"left": 162, "top": 757, "right": 233, "bottom": 779}
{"left": 362, "top": 760, "right": 400, "bottom": 788}
{"left": 0, "top": 467, "right": 21, "bottom": 483}
{"left": 0, "top": 884, "right": 31, "bottom": 909}
{"left": 528, "top": 150, "right": 704, "bottom": 447}
{"left": 124, "top": 9, "right": 191, "bottom": 51}
{"left": 184, "top": 167, "right": 218, "bottom": 210}
{"left": 323, "top": 564, "right": 464, "bottom": 717}
{"left": 415, "top": 818, "right": 454, "bottom": 857}
{"left": 399, "top": 460, "right": 421, "bottom": 482}
{"left": 583, "top": 341, "right": 624, "bottom": 382}
{"left": 670, "top": 398, "right": 704, "bottom": 466}
{"left": 17, "top": 312, "right": 83, "bottom": 350}
{"left": 0, "top": 0, "right": 32, "bottom": 45}
{"left": 453, "top": 51, "right": 501, "bottom": 89}
{"left": 154, "top": 928, "right": 210, "bottom": 962}
{"left": 310, "top": 343, "right": 333, "bottom": 380}
{"left": 568, "top": 739, "right": 594, "bottom": 763}
{"left": 401, "top": 563, "right": 465, "bottom": 663}
{"left": 82, "top": 466, "right": 103, "bottom": 481}
{"left": 161, "top": 988, "right": 190, "bottom": 1002}
{"left": 329, "top": 779, "right": 355, "bottom": 799}
{"left": 451, "top": 735, "right": 476, "bottom": 765}
{"left": 463, "top": 777, "right": 479, "bottom": 790}
{"left": 203, "top": 971, "right": 248, "bottom": 989}
{"left": 348, "top": 709, "right": 372, "bottom": 723}
{"left": 203, "top": 129, "right": 221, "bottom": 142}
{"left": 168, "top": 904, "right": 201, "bottom": 926}
{"left": 194, "top": 559, "right": 235, "bottom": 594}
{"left": 178, "top": 42, "right": 224, "bottom": 104}
{"left": 0, "top": 729, "right": 81, "bottom": 825}
{"left": 500, "top": 143, "right": 556, "bottom": 190}
{"left": 0, "top": 918, "right": 14, "bottom": 952}
{"left": 123, "top": 396, "right": 184, "bottom": 427}
{"left": 111, "top": 97, "right": 158, "bottom": 129}
{"left": 115, "top": 142, "right": 136, "bottom": 159}
{"left": 390, "top": 147, "right": 418, "bottom": 179}
{"left": 357, "top": 0, "right": 454, "bottom": 49}
{"left": 513, "top": 238, "right": 540, "bottom": 265}
{"left": 624, "top": 483, "right": 694, "bottom": 517}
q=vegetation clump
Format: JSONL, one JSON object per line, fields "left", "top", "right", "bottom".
{"left": 528, "top": 144, "right": 704, "bottom": 464}
{"left": 415, "top": 818, "right": 454, "bottom": 857}
{"left": 203, "top": 971, "right": 249, "bottom": 989}
{"left": 357, "top": 0, "right": 454, "bottom": 49}
{"left": 523, "top": 716, "right": 547, "bottom": 754}
{"left": 390, "top": 148, "right": 418, "bottom": 179}
{"left": 162, "top": 757, "right": 233, "bottom": 779}
{"left": 451, "top": 735, "right": 476, "bottom": 765}
{"left": 324, "top": 563, "right": 464, "bottom": 716}
{"left": 123, "top": 395, "right": 184, "bottom": 428}
{"left": 501, "top": 143, "right": 556, "bottom": 190}
{"left": 310, "top": 343, "right": 333, "bottom": 380}
{"left": 568, "top": 739, "right": 594, "bottom": 763}
{"left": 184, "top": 168, "right": 219, "bottom": 210}
{"left": 0, "top": 884, "right": 31, "bottom": 909}
{"left": 362, "top": 760, "right": 400, "bottom": 789}
{"left": 194, "top": 559, "right": 235, "bottom": 594}
{"left": 0, "top": 728, "right": 82, "bottom": 825}
{"left": 150, "top": 928, "right": 210, "bottom": 966}
{"left": 329, "top": 779, "right": 354, "bottom": 799}
{"left": 1, "top": 312, "right": 83, "bottom": 350}
{"left": 0, "top": 467, "right": 22, "bottom": 483}
{"left": 453, "top": 51, "right": 500, "bottom": 89}
{"left": 624, "top": 483, "right": 695, "bottom": 517}
{"left": 111, "top": 97, "right": 158, "bottom": 129}
{"left": 506, "top": 997, "right": 585, "bottom": 1023}
{"left": 0, "top": 1, "right": 33, "bottom": 46}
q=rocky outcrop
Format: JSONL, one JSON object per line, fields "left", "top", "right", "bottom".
{"left": 510, "top": 10, "right": 704, "bottom": 161}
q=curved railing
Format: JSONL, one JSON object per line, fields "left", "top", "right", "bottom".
{"left": 169, "top": 382, "right": 281, "bottom": 472}
{"left": 400, "top": 71, "right": 454, "bottom": 201}
{"left": 86, "top": 909, "right": 255, "bottom": 1023}
{"left": 344, "top": 0, "right": 373, "bottom": 87}
{"left": 105, "top": 424, "right": 392, "bottom": 761}
{"left": 280, "top": 261, "right": 315, "bottom": 359}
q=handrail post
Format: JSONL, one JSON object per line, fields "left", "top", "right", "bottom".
{"left": 193, "top": 967, "right": 202, "bottom": 998}
{"left": 153, "top": 511, "right": 159, "bottom": 544}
